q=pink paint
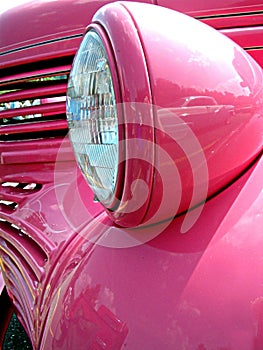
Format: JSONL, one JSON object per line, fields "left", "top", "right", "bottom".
{"left": 0, "top": 0, "right": 262, "bottom": 349}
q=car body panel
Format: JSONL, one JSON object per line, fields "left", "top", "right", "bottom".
{"left": 157, "top": 0, "right": 263, "bottom": 18}
{"left": 0, "top": 0, "right": 155, "bottom": 53}
{"left": 0, "top": 0, "right": 262, "bottom": 349}
{"left": 40, "top": 155, "right": 263, "bottom": 350}
{"left": 92, "top": 1, "right": 263, "bottom": 227}
{"left": 0, "top": 0, "right": 154, "bottom": 70}
{"left": 156, "top": 0, "right": 263, "bottom": 67}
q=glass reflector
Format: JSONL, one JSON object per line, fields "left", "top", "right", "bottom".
{"left": 66, "top": 30, "right": 118, "bottom": 203}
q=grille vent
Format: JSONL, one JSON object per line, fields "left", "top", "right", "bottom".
{"left": 0, "top": 217, "right": 49, "bottom": 334}
{"left": 0, "top": 56, "right": 73, "bottom": 141}
{"left": 0, "top": 182, "right": 48, "bottom": 335}
{"left": 0, "top": 182, "right": 42, "bottom": 213}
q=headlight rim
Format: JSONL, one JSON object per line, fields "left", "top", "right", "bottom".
{"left": 68, "top": 4, "right": 156, "bottom": 228}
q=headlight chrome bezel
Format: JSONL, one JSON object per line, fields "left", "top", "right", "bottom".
{"left": 67, "top": 11, "right": 156, "bottom": 228}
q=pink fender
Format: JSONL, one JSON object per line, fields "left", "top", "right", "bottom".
{"left": 88, "top": 2, "right": 263, "bottom": 227}
{"left": 40, "top": 155, "right": 263, "bottom": 350}
{"left": 0, "top": 1, "right": 262, "bottom": 349}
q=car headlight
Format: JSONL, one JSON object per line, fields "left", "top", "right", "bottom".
{"left": 67, "top": 12, "right": 155, "bottom": 228}
{"left": 67, "top": 2, "right": 263, "bottom": 229}
{"left": 67, "top": 30, "right": 119, "bottom": 205}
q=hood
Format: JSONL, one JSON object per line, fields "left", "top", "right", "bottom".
{"left": 0, "top": 0, "right": 110, "bottom": 53}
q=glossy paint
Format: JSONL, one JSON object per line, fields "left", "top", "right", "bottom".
{"left": 0, "top": 0, "right": 155, "bottom": 52}
{"left": 0, "top": 0, "right": 262, "bottom": 349}
{"left": 92, "top": 2, "right": 263, "bottom": 227}
{"left": 40, "top": 155, "right": 263, "bottom": 350}
{"left": 157, "top": 0, "right": 263, "bottom": 16}
{"left": 0, "top": 0, "right": 154, "bottom": 70}
{"left": 221, "top": 27, "right": 263, "bottom": 67}
{"left": 156, "top": 0, "right": 263, "bottom": 67}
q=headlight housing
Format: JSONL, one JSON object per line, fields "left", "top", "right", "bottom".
{"left": 67, "top": 2, "right": 263, "bottom": 229}
{"left": 67, "top": 10, "right": 155, "bottom": 228}
{"left": 67, "top": 30, "right": 120, "bottom": 205}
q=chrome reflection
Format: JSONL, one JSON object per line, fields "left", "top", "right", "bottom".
{"left": 0, "top": 99, "right": 41, "bottom": 124}
{"left": 0, "top": 97, "right": 66, "bottom": 125}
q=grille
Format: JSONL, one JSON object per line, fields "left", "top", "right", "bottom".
{"left": 0, "top": 182, "right": 50, "bottom": 334}
{"left": 0, "top": 218, "right": 49, "bottom": 336}
{"left": 0, "top": 52, "right": 75, "bottom": 338}
{"left": 0, "top": 182, "right": 41, "bottom": 213}
{"left": 0, "top": 56, "right": 73, "bottom": 141}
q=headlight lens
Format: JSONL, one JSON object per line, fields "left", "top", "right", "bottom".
{"left": 66, "top": 30, "right": 119, "bottom": 204}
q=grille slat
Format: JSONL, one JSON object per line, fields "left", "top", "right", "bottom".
{"left": 0, "top": 82, "right": 67, "bottom": 104}
{"left": 0, "top": 221, "right": 48, "bottom": 278}
{"left": 0, "top": 137, "right": 73, "bottom": 163}
{"left": 0, "top": 64, "right": 71, "bottom": 87}
{"left": 0, "top": 203, "right": 17, "bottom": 214}
{"left": 0, "top": 120, "right": 68, "bottom": 136}
{"left": 0, "top": 100, "right": 66, "bottom": 119}
{"left": 0, "top": 183, "right": 40, "bottom": 202}
{"left": 0, "top": 192, "right": 23, "bottom": 203}
{"left": 0, "top": 57, "right": 72, "bottom": 140}
{"left": 9, "top": 287, "right": 34, "bottom": 335}
{"left": 0, "top": 252, "right": 35, "bottom": 306}
{"left": 1, "top": 253, "right": 35, "bottom": 335}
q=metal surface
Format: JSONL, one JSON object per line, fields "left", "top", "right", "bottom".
{"left": 92, "top": 1, "right": 263, "bottom": 227}
{"left": 0, "top": 0, "right": 262, "bottom": 348}
{"left": 40, "top": 156, "right": 263, "bottom": 349}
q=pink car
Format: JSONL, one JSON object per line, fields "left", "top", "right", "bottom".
{"left": 0, "top": 0, "right": 262, "bottom": 349}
